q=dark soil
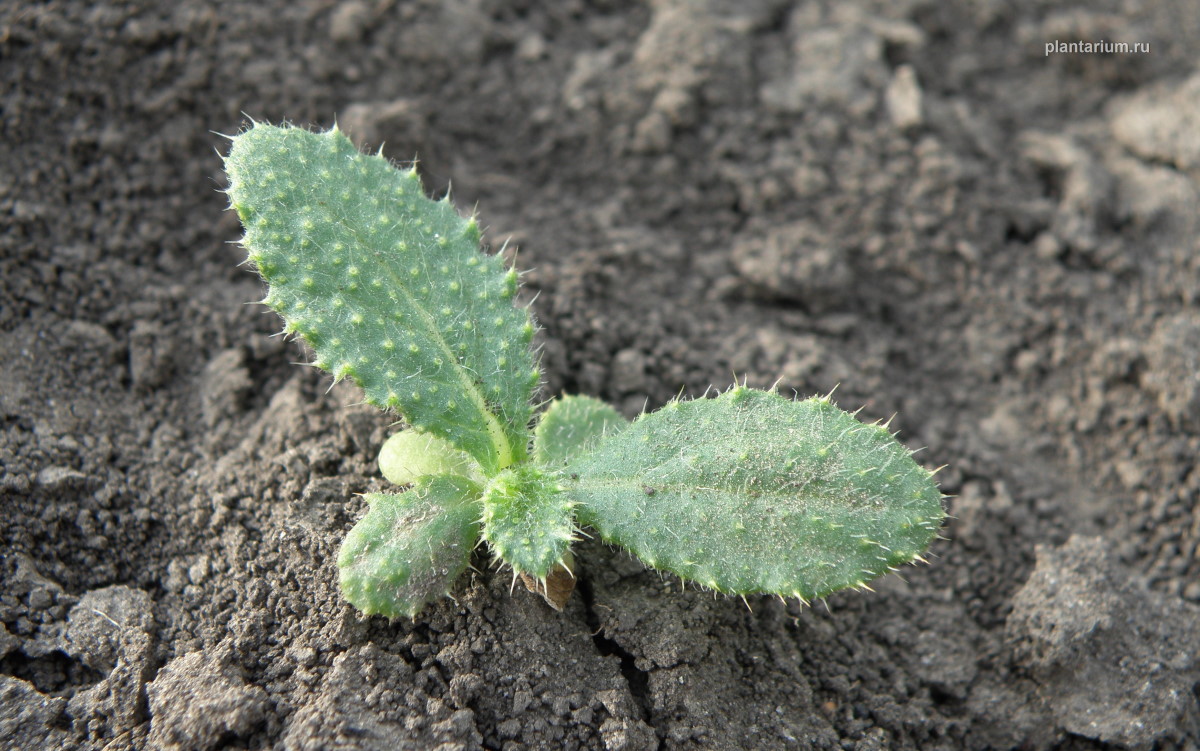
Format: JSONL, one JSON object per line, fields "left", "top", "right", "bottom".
{"left": 3, "top": 1, "right": 1199, "bottom": 749}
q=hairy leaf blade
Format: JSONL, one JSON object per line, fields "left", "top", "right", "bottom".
{"left": 533, "top": 394, "right": 629, "bottom": 468}
{"left": 565, "top": 387, "right": 944, "bottom": 600}
{"left": 337, "top": 477, "right": 482, "bottom": 619}
{"left": 224, "top": 123, "right": 536, "bottom": 473}
{"left": 481, "top": 465, "right": 576, "bottom": 580}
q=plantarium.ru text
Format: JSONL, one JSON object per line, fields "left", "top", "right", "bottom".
{"left": 222, "top": 122, "right": 945, "bottom": 619}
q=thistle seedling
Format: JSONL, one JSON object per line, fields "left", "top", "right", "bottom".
{"left": 222, "top": 122, "right": 945, "bottom": 619}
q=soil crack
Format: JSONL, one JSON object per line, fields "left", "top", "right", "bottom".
{"left": 577, "top": 577, "right": 656, "bottom": 733}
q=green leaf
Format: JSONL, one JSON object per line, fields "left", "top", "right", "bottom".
{"left": 480, "top": 465, "right": 576, "bottom": 580}
{"left": 565, "top": 387, "right": 944, "bottom": 601}
{"left": 379, "top": 429, "right": 481, "bottom": 486}
{"left": 533, "top": 394, "right": 629, "bottom": 468}
{"left": 224, "top": 123, "right": 537, "bottom": 474}
{"left": 337, "top": 477, "right": 482, "bottom": 619}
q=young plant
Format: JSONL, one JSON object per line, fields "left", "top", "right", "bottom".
{"left": 222, "top": 122, "right": 945, "bottom": 619}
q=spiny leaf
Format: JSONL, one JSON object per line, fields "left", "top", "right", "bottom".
{"left": 337, "top": 477, "right": 482, "bottom": 619}
{"left": 565, "top": 387, "right": 944, "bottom": 601}
{"left": 223, "top": 123, "right": 537, "bottom": 474}
{"left": 481, "top": 465, "right": 576, "bottom": 580}
{"left": 533, "top": 394, "right": 629, "bottom": 468}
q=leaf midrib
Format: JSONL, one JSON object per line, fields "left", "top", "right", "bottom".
{"left": 367, "top": 224, "right": 514, "bottom": 473}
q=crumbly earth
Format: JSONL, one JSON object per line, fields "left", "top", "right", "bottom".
{"left": 2, "top": 2, "right": 1199, "bottom": 749}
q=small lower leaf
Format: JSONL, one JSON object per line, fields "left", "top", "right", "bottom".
{"left": 533, "top": 394, "right": 628, "bottom": 468}
{"left": 378, "top": 429, "right": 480, "bottom": 486}
{"left": 338, "top": 476, "right": 481, "bottom": 618}
{"left": 565, "top": 387, "right": 945, "bottom": 601}
{"left": 481, "top": 465, "right": 576, "bottom": 580}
